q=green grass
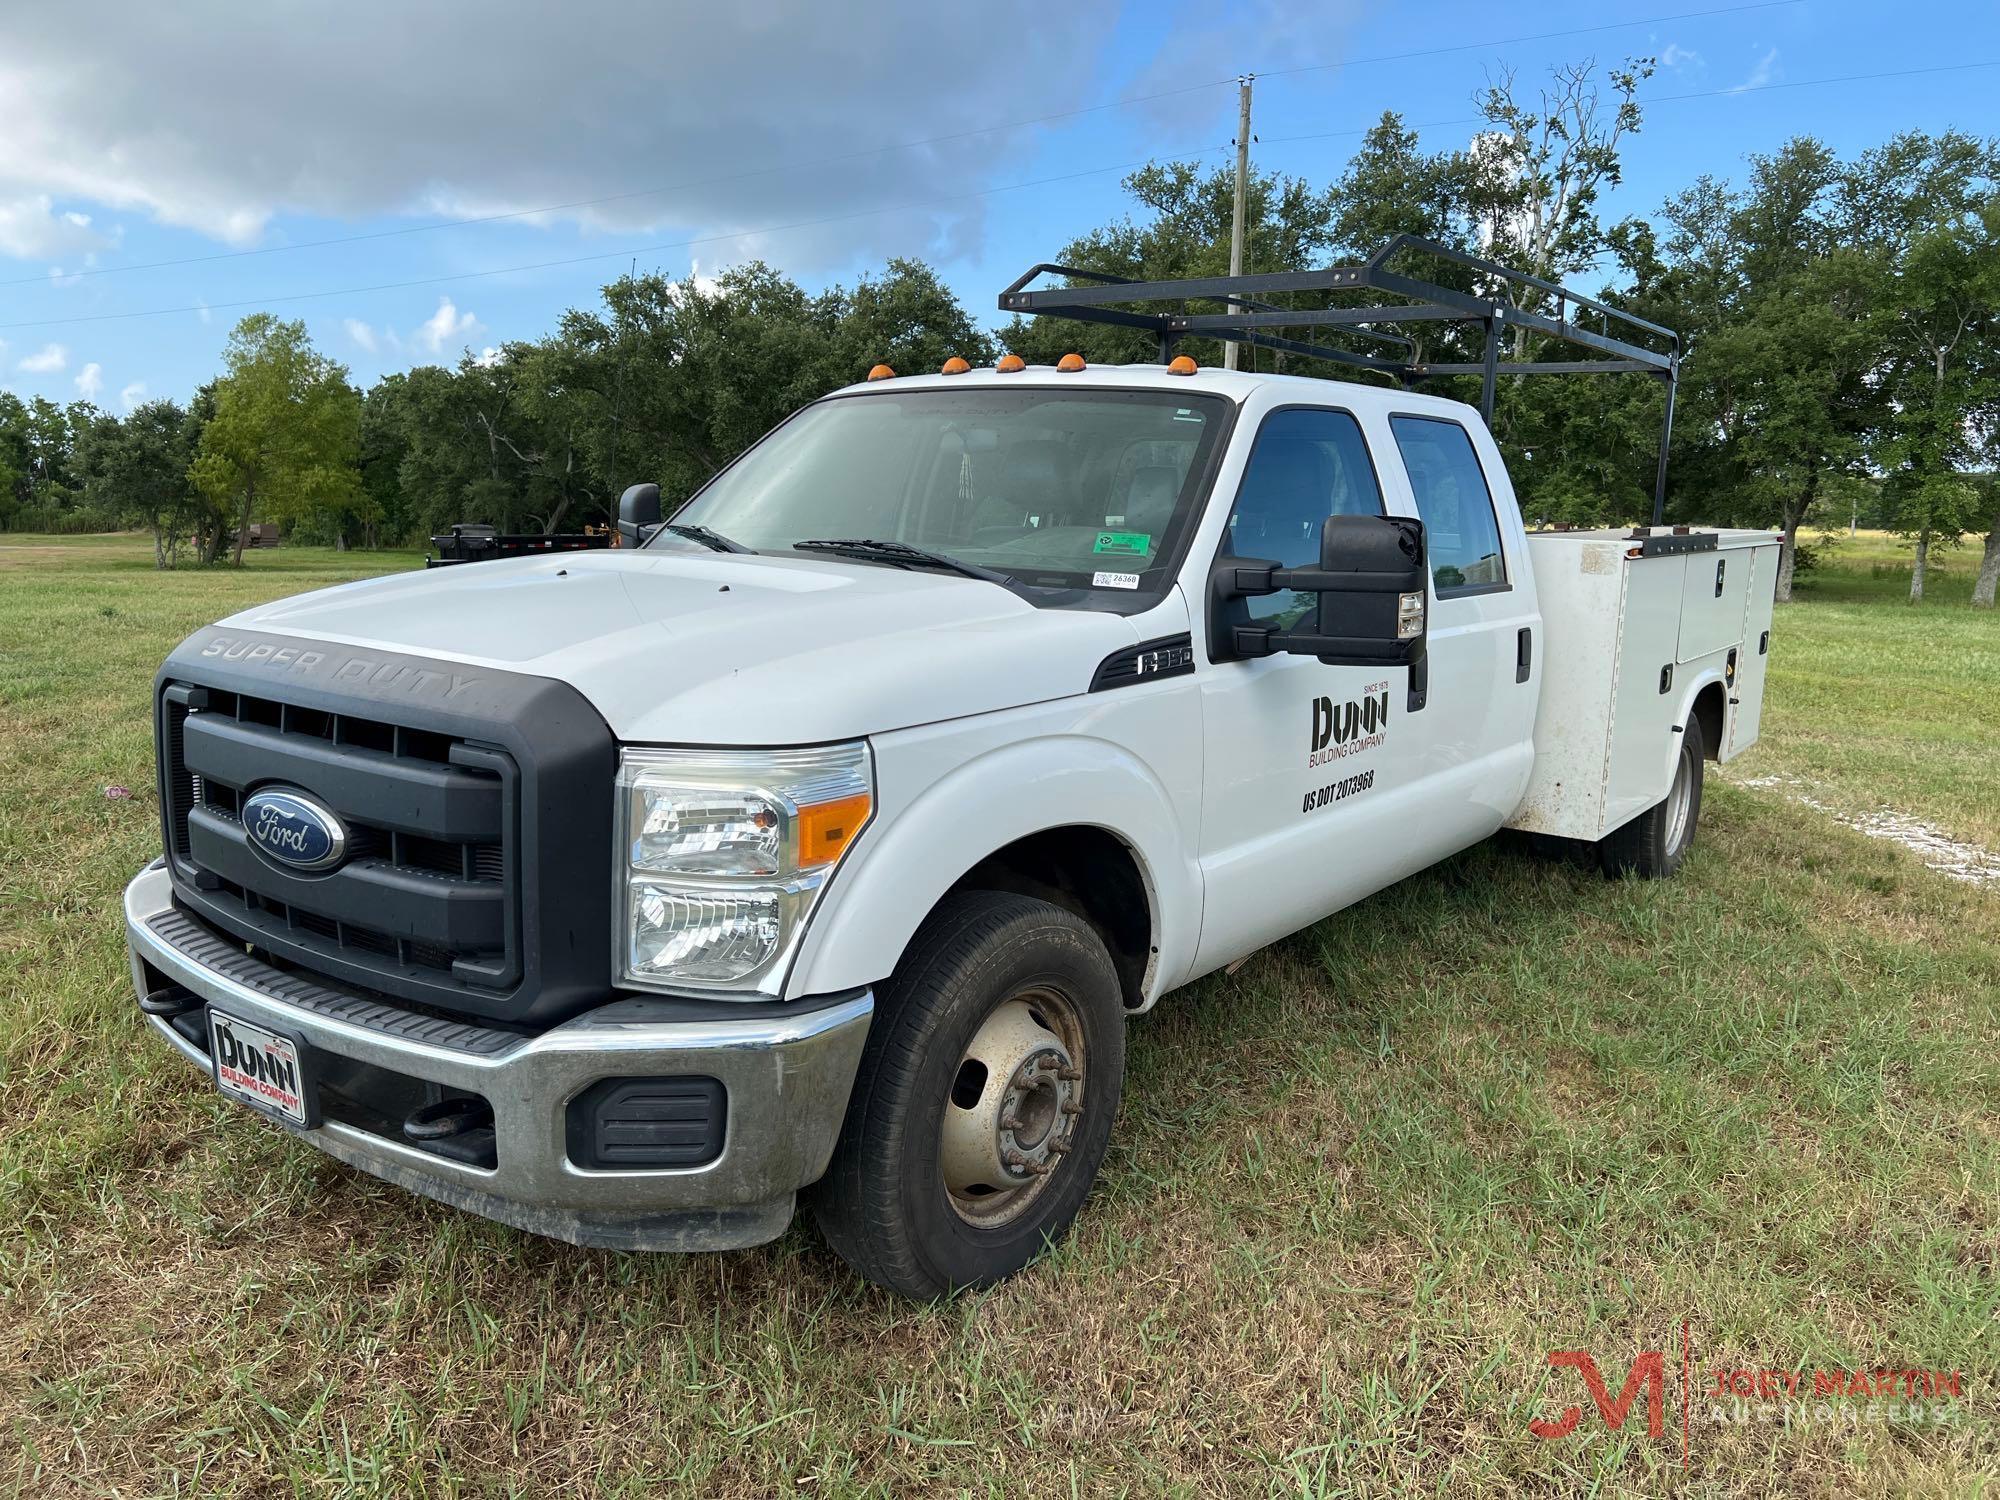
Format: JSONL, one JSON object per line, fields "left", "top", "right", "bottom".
{"left": 2, "top": 533, "right": 1996, "bottom": 1496}
{"left": 1764, "top": 529, "right": 2000, "bottom": 850}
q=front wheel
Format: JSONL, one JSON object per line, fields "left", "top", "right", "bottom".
{"left": 1599, "top": 713, "right": 1706, "bottom": 878}
{"left": 808, "top": 891, "right": 1125, "bottom": 1297}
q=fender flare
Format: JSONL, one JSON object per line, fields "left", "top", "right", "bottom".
{"left": 784, "top": 735, "right": 1200, "bottom": 1008}
{"left": 1653, "top": 666, "right": 1729, "bottom": 802}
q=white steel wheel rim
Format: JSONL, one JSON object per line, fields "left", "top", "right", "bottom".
{"left": 938, "top": 989, "right": 1086, "bottom": 1228}
{"left": 1665, "top": 744, "right": 1695, "bottom": 852}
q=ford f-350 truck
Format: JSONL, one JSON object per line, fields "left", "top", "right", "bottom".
{"left": 125, "top": 243, "right": 1779, "bottom": 1296}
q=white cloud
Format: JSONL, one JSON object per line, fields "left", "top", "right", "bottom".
{"left": 1659, "top": 42, "right": 1702, "bottom": 70}
{"left": 17, "top": 341, "right": 66, "bottom": 372}
{"left": 195, "top": 298, "right": 212, "bottom": 325}
{"left": 73, "top": 361, "right": 102, "bottom": 399}
{"left": 0, "top": 4, "right": 1118, "bottom": 268}
{"left": 1729, "top": 48, "right": 1780, "bottom": 93}
{"left": 0, "top": 192, "right": 105, "bottom": 259}
{"left": 473, "top": 346, "right": 503, "bottom": 367}
{"left": 343, "top": 317, "right": 378, "bottom": 353}
{"left": 118, "top": 379, "right": 146, "bottom": 410}
{"left": 415, "top": 295, "right": 479, "bottom": 355}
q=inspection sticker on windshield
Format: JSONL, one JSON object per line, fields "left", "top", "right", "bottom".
{"left": 1092, "top": 570, "right": 1141, "bottom": 590}
{"left": 1093, "top": 531, "right": 1151, "bottom": 556}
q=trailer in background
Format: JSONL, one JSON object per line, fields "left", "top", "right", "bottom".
{"left": 425, "top": 522, "right": 613, "bottom": 567}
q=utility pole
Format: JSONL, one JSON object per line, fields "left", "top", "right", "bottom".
{"left": 1223, "top": 73, "right": 1254, "bottom": 371}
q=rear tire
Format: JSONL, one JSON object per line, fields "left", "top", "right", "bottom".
{"left": 1599, "top": 713, "right": 1705, "bottom": 878}
{"left": 808, "top": 891, "right": 1125, "bottom": 1298}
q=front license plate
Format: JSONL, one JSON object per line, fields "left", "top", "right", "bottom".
{"left": 209, "top": 1010, "right": 317, "bottom": 1128}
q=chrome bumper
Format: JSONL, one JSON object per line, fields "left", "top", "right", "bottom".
{"left": 123, "top": 861, "right": 871, "bottom": 1251}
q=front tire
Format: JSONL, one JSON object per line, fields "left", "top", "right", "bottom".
{"left": 808, "top": 892, "right": 1125, "bottom": 1297}
{"left": 1599, "top": 713, "right": 1705, "bottom": 878}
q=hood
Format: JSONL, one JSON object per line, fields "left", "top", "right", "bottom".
{"left": 218, "top": 549, "right": 1146, "bottom": 743}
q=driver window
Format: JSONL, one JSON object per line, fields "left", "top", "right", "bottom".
{"left": 1223, "top": 408, "right": 1383, "bottom": 623}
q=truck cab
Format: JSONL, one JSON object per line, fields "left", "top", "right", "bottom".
{"left": 124, "top": 251, "right": 1779, "bottom": 1296}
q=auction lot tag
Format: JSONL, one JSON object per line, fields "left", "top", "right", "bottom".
{"left": 1092, "top": 571, "right": 1141, "bottom": 589}
{"left": 209, "top": 1010, "right": 317, "bottom": 1127}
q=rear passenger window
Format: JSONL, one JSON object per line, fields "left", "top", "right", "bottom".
{"left": 1224, "top": 409, "right": 1383, "bottom": 623}
{"left": 1389, "top": 415, "right": 1507, "bottom": 595}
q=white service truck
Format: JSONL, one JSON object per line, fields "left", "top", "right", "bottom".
{"left": 125, "top": 244, "right": 1780, "bottom": 1296}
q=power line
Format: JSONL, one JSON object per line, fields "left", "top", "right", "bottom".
{"left": 1258, "top": 57, "right": 2000, "bottom": 149}
{"left": 0, "top": 0, "right": 1802, "bottom": 291}
{"left": 1253, "top": 0, "right": 1802, "bottom": 82}
{"left": 4, "top": 46, "right": 1962, "bottom": 337}
{"left": 0, "top": 149, "right": 1231, "bottom": 332}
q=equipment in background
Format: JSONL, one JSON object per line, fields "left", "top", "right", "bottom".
{"left": 426, "top": 522, "right": 613, "bottom": 567}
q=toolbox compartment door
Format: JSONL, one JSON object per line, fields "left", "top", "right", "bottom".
{"left": 1724, "top": 542, "right": 1781, "bottom": 758}
{"left": 1677, "top": 547, "right": 1752, "bottom": 661}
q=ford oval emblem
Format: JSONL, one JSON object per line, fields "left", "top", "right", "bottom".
{"left": 241, "top": 787, "right": 349, "bottom": 873}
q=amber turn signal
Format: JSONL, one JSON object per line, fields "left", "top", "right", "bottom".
{"left": 866, "top": 363, "right": 895, "bottom": 381}
{"left": 940, "top": 356, "right": 971, "bottom": 375}
{"left": 1057, "top": 353, "right": 1086, "bottom": 372}
{"left": 798, "top": 791, "right": 872, "bottom": 867}
{"left": 995, "top": 353, "right": 1026, "bottom": 373}
{"left": 1168, "top": 355, "right": 1198, "bottom": 375}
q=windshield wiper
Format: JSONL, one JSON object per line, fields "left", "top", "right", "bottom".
{"left": 792, "top": 538, "right": 1013, "bottom": 587}
{"left": 659, "top": 523, "right": 751, "bottom": 553}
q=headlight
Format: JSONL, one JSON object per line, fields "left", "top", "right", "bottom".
{"left": 615, "top": 743, "right": 872, "bottom": 991}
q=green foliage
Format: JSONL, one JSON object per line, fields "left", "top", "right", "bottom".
{"left": 9, "top": 64, "right": 1995, "bottom": 592}
{"left": 191, "top": 314, "right": 364, "bottom": 565}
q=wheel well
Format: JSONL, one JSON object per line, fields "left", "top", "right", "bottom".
{"left": 1690, "top": 681, "right": 1725, "bottom": 761}
{"left": 945, "top": 827, "right": 1154, "bottom": 1010}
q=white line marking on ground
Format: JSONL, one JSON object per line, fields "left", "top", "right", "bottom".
{"left": 1732, "top": 774, "right": 2000, "bottom": 888}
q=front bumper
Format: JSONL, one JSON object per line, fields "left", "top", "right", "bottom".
{"left": 124, "top": 861, "right": 872, "bottom": 1251}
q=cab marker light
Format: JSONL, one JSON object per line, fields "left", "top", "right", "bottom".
{"left": 1168, "top": 355, "right": 1198, "bottom": 375}
{"left": 866, "top": 363, "right": 895, "bottom": 381}
{"left": 996, "top": 353, "right": 1026, "bottom": 373}
{"left": 1057, "top": 353, "right": 1086, "bottom": 372}
{"left": 940, "top": 356, "right": 971, "bottom": 375}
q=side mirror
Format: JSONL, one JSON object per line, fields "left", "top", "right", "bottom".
{"left": 616, "top": 482, "right": 663, "bottom": 545}
{"left": 1299, "top": 513, "right": 1427, "bottom": 666}
{"left": 1210, "top": 513, "right": 1430, "bottom": 707}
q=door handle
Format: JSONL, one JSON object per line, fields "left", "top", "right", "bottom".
{"left": 1516, "top": 626, "right": 1532, "bottom": 683}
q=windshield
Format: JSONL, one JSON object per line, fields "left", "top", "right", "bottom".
{"left": 653, "top": 388, "right": 1230, "bottom": 599}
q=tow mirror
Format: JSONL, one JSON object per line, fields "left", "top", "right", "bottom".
{"left": 616, "top": 482, "right": 663, "bottom": 545}
{"left": 1209, "top": 514, "right": 1430, "bottom": 709}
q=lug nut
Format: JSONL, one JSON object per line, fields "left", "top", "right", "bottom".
{"left": 1057, "top": 1066, "right": 1082, "bottom": 1082}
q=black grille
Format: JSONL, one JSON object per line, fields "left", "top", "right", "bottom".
{"left": 159, "top": 681, "right": 521, "bottom": 1001}
{"left": 153, "top": 627, "right": 616, "bottom": 1027}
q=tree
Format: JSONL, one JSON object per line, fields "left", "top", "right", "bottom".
{"left": 1469, "top": 55, "right": 1656, "bottom": 360}
{"left": 190, "top": 315, "right": 363, "bottom": 564}
{"left": 1970, "top": 474, "right": 2000, "bottom": 608}
{"left": 1640, "top": 139, "right": 1886, "bottom": 599}
{"left": 998, "top": 159, "right": 1341, "bottom": 369}
{"left": 1849, "top": 136, "right": 2000, "bottom": 599}
{"left": 72, "top": 399, "right": 210, "bottom": 566}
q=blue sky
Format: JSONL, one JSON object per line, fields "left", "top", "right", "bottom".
{"left": 2, "top": 0, "right": 1995, "bottom": 413}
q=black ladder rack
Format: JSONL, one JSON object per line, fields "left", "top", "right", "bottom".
{"left": 999, "top": 234, "right": 1681, "bottom": 521}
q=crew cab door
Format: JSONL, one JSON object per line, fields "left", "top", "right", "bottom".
{"left": 1189, "top": 403, "right": 1537, "bottom": 978}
